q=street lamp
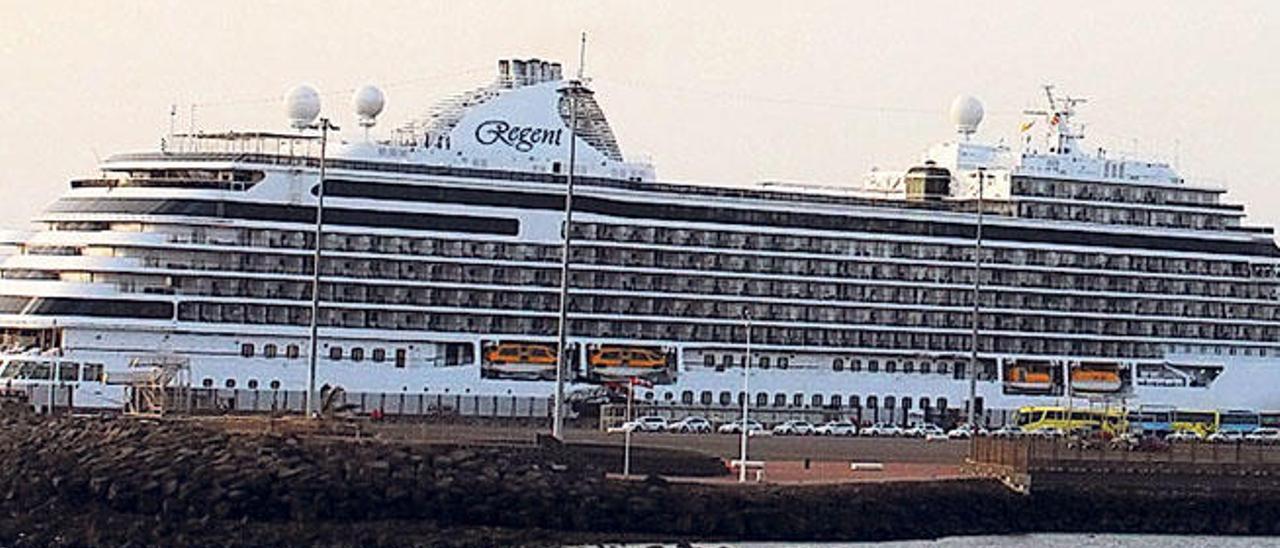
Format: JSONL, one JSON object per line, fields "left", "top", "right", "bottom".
{"left": 286, "top": 85, "right": 340, "bottom": 419}
{"left": 968, "top": 167, "right": 986, "bottom": 432}
{"left": 739, "top": 308, "right": 752, "bottom": 483}
{"left": 551, "top": 79, "right": 583, "bottom": 440}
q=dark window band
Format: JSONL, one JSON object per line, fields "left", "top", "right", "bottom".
{"left": 1, "top": 297, "right": 173, "bottom": 319}
{"left": 47, "top": 198, "right": 518, "bottom": 236}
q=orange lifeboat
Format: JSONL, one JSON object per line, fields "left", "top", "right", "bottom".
{"left": 1070, "top": 368, "right": 1122, "bottom": 393}
{"left": 1004, "top": 365, "right": 1054, "bottom": 392}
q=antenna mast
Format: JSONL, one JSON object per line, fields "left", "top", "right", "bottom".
{"left": 577, "top": 32, "right": 587, "bottom": 80}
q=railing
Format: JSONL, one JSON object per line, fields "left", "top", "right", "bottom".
{"left": 973, "top": 436, "right": 1280, "bottom": 470}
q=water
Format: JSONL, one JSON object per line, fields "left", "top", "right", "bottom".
{"left": 588, "top": 535, "right": 1280, "bottom": 547}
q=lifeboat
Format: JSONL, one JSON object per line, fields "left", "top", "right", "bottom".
{"left": 481, "top": 342, "right": 558, "bottom": 380}
{"left": 1070, "top": 368, "right": 1123, "bottom": 392}
{"left": 588, "top": 346, "right": 670, "bottom": 378}
{"left": 1004, "top": 365, "right": 1054, "bottom": 392}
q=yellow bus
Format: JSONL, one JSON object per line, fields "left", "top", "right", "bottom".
{"left": 1014, "top": 406, "right": 1126, "bottom": 435}
{"left": 1170, "top": 410, "right": 1218, "bottom": 437}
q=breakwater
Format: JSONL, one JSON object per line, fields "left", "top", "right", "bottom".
{"left": 2, "top": 415, "right": 1280, "bottom": 547}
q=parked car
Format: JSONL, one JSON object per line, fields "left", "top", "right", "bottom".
{"left": 905, "top": 424, "right": 946, "bottom": 438}
{"left": 1206, "top": 431, "right": 1244, "bottom": 443}
{"left": 860, "top": 423, "right": 904, "bottom": 437}
{"left": 718, "top": 419, "right": 764, "bottom": 435}
{"left": 1245, "top": 427, "right": 1280, "bottom": 444}
{"left": 813, "top": 420, "right": 858, "bottom": 436}
{"left": 1033, "top": 427, "right": 1066, "bottom": 439}
{"left": 667, "top": 416, "right": 712, "bottom": 434}
{"left": 990, "top": 425, "right": 1024, "bottom": 438}
{"left": 1165, "top": 430, "right": 1202, "bottom": 442}
{"left": 946, "top": 424, "right": 987, "bottom": 439}
{"left": 624, "top": 415, "right": 669, "bottom": 432}
{"left": 772, "top": 420, "right": 816, "bottom": 436}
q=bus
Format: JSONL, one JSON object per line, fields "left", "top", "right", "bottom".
{"left": 1126, "top": 405, "right": 1174, "bottom": 436}
{"left": 1217, "top": 409, "right": 1261, "bottom": 434}
{"left": 1014, "top": 406, "right": 1126, "bottom": 435}
{"left": 1261, "top": 412, "right": 1280, "bottom": 429}
{"left": 1170, "top": 410, "right": 1218, "bottom": 437}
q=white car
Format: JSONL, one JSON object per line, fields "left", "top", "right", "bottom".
{"left": 772, "top": 420, "right": 816, "bottom": 436}
{"left": 990, "top": 426, "right": 1024, "bottom": 439}
{"left": 1033, "top": 427, "right": 1066, "bottom": 439}
{"left": 906, "top": 424, "right": 946, "bottom": 439}
{"left": 667, "top": 416, "right": 712, "bottom": 434}
{"left": 624, "top": 415, "right": 669, "bottom": 432}
{"left": 861, "top": 423, "right": 904, "bottom": 437}
{"left": 1165, "top": 430, "right": 1202, "bottom": 442}
{"left": 813, "top": 421, "right": 857, "bottom": 436}
{"left": 946, "top": 424, "right": 987, "bottom": 439}
{"left": 1206, "top": 431, "right": 1244, "bottom": 443}
{"left": 718, "top": 419, "right": 764, "bottom": 435}
{"left": 1245, "top": 427, "right": 1280, "bottom": 444}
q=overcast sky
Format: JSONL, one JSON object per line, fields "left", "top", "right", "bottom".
{"left": 1, "top": 1, "right": 1278, "bottom": 230}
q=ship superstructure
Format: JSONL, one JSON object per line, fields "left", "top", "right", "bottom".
{"left": 0, "top": 61, "right": 1276, "bottom": 422}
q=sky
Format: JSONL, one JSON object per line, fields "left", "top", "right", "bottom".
{"left": 1, "top": 1, "right": 1278, "bottom": 230}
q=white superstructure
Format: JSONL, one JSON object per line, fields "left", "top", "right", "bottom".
{"left": 1, "top": 62, "right": 1277, "bottom": 424}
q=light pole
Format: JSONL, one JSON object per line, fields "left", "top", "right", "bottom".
{"left": 303, "top": 115, "right": 339, "bottom": 419}
{"left": 739, "top": 308, "right": 752, "bottom": 483}
{"left": 552, "top": 80, "right": 582, "bottom": 440}
{"left": 968, "top": 167, "right": 986, "bottom": 433}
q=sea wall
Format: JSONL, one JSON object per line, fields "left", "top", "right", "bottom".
{"left": 1, "top": 415, "right": 1278, "bottom": 547}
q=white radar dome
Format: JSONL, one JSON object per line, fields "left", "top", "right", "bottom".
{"left": 352, "top": 85, "right": 385, "bottom": 127}
{"left": 285, "top": 85, "right": 321, "bottom": 129}
{"left": 949, "top": 95, "right": 984, "bottom": 136}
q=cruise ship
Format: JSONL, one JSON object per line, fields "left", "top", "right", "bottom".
{"left": 1, "top": 58, "right": 1277, "bottom": 422}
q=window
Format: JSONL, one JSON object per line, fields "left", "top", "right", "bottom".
{"left": 82, "top": 363, "right": 104, "bottom": 382}
{"left": 719, "top": 391, "right": 732, "bottom": 406}
{"left": 263, "top": 344, "right": 278, "bottom": 359}
{"left": 395, "top": 348, "right": 407, "bottom": 368}
{"left": 286, "top": 344, "right": 300, "bottom": 359}
{"left": 58, "top": 363, "right": 79, "bottom": 382}
{"left": 700, "top": 391, "right": 713, "bottom": 405}
{"left": 329, "top": 346, "right": 342, "bottom": 360}
{"left": 202, "top": 378, "right": 213, "bottom": 388}
{"left": 373, "top": 348, "right": 386, "bottom": 363}
{"left": 247, "top": 379, "right": 259, "bottom": 389}
{"left": 902, "top": 397, "right": 912, "bottom": 410}
{"left": 240, "top": 343, "right": 254, "bottom": 358}
{"left": 793, "top": 393, "right": 804, "bottom": 407}
{"left": 811, "top": 394, "right": 824, "bottom": 407}
{"left": 850, "top": 359, "right": 862, "bottom": 372}
{"left": 833, "top": 358, "right": 844, "bottom": 372}
{"left": 849, "top": 395, "right": 860, "bottom": 408}
{"left": 921, "top": 361, "right": 932, "bottom": 374}
{"left": 757, "top": 392, "right": 769, "bottom": 407}
{"left": 759, "top": 356, "right": 770, "bottom": 369}
{"left": 352, "top": 348, "right": 365, "bottom": 362}
{"left": 270, "top": 380, "right": 281, "bottom": 390}
{"left": 937, "top": 362, "right": 950, "bottom": 375}
{"left": 778, "top": 357, "right": 789, "bottom": 369}
{"left": 884, "top": 396, "right": 896, "bottom": 409}
{"left": 904, "top": 361, "right": 914, "bottom": 374}
{"left": 704, "top": 354, "right": 715, "bottom": 367}
{"left": 830, "top": 394, "right": 843, "bottom": 408}
{"left": 681, "top": 390, "right": 694, "bottom": 404}
{"left": 866, "top": 396, "right": 878, "bottom": 409}
{"left": 937, "top": 397, "right": 948, "bottom": 411}
{"left": 225, "top": 378, "right": 236, "bottom": 389}
{"left": 663, "top": 392, "right": 674, "bottom": 401}
{"left": 868, "top": 360, "right": 879, "bottom": 373}
{"left": 886, "top": 361, "right": 897, "bottom": 373}
{"left": 774, "top": 393, "right": 786, "bottom": 407}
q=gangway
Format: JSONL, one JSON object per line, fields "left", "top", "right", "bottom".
{"left": 104, "top": 354, "right": 192, "bottom": 416}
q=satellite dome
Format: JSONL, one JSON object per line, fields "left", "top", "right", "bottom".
{"left": 949, "top": 95, "right": 984, "bottom": 136}
{"left": 285, "top": 85, "right": 321, "bottom": 129}
{"left": 352, "top": 85, "right": 385, "bottom": 127}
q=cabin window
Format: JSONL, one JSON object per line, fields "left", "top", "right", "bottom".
{"left": 937, "top": 397, "right": 948, "bottom": 411}
{"left": 793, "top": 393, "right": 804, "bottom": 407}
{"left": 833, "top": 358, "right": 844, "bottom": 372}
{"left": 774, "top": 393, "right": 787, "bottom": 407}
{"left": 329, "top": 346, "right": 342, "bottom": 360}
{"left": 395, "top": 348, "right": 407, "bottom": 368}
{"left": 704, "top": 354, "right": 715, "bottom": 367}
{"left": 663, "top": 392, "right": 674, "bottom": 401}
{"left": 263, "top": 344, "right": 278, "bottom": 359}
{"left": 247, "top": 379, "right": 259, "bottom": 389}
{"left": 756, "top": 392, "right": 769, "bottom": 407}
{"left": 830, "top": 394, "right": 843, "bottom": 408}
{"left": 270, "top": 380, "right": 281, "bottom": 390}
{"left": 719, "top": 391, "right": 732, "bottom": 406}
{"left": 850, "top": 359, "right": 862, "bottom": 372}
{"left": 811, "top": 394, "right": 824, "bottom": 407}
{"left": 920, "top": 362, "right": 932, "bottom": 374}
{"left": 902, "top": 397, "right": 913, "bottom": 410}
{"left": 759, "top": 356, "right": 771, "bottom": 369}
{"left": 83, "top": 363, "right": 104, "bottom": 382}
{"left": 700, "top": 391, "right": 713, "bottom": 405}
{"left": 681, "top": 390, "right": 694, "bottom": 404}
{"left": 904, "top": 361, "right": 915, "bottom": 374}
{"left": 849, "top": 395, "right": 860, "bottom": 408}
{"left": 886, "top": 361, "right": 897, "bottom": 373}
{"left": 202, "top": 378, "right": 213, "bottom": 388}
{"left": 286, "top": 344, "right": 300, "bottom": 359}
{"left": 240, "top": 343, "right": 254, "bottom": 358}
{"left": 868, "top": 360, "right": 879, "bottom": 373}
{"left": 866, "top": 396, "right": 878, "bottom": 409}
{"left": 372, "top": 348, "right": 386, "bottom": 363}
{"left": 225, "top": 379, "right": 236, "bottom": 389}
{"left": 351, "top": 348, "right": 365, "bottom": 362}
{"left": 778, "top": 357, "right": 789, "bottom": 369}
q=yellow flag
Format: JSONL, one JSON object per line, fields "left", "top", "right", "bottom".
{"left": 1020, "top": 119, "right": 1036, "bottom": 132}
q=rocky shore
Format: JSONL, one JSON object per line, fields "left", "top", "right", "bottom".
{"left": 1, "top": 414, "right": 1279, "bottom": 547}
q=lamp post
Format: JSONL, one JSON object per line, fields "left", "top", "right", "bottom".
{"left": 304, "top": 116, "right": 339, "bottom": 419}
{"left": 552, "top": 80, "right": 582, "bottom": 440}
{"left": 968, "top": 167, "right": 986, "bottom": 434}
{"left": 739, "top": 308, "right": 752, "bottom": 483}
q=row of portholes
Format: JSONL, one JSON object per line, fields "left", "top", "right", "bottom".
{"left": 201, "top": 378, "right": 282, "bottom": 390}
{"left": 238, "top": 343, "right": 408, "bottom": 367}
{"left": 651, "top": 389, "right": 947, "bottom": 412}
{"left": 704, "top": 354, "right": 791, "bottom": 369}
{"left": 833, "top": 358, "right": 957, "bottom": 375}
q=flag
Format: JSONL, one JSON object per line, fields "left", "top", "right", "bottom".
{"left": 629, "top": 376, "right": 654, "bottom": 388}
{"left": 1050, "top": 113, "right": 1061, "bottom": 126}
{"left": 1019, "top": 119, "right": 1036, "bottom": 132}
